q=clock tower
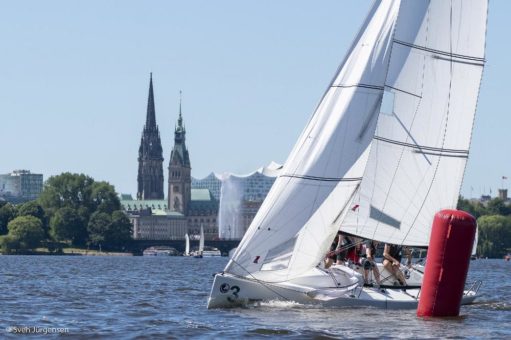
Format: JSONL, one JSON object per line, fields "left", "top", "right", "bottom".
{"left": 168, "top": 93, "right": 191, "bottom": 214}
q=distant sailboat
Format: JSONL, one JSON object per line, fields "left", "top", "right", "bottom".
{"left": 199, "top": 225, "right": 205, "bottom": 254}
{"left": 184, "top": 233, "right": 190, "bottom": 256}
{"left": 192, "top": 225, "right": 221, "bottom": 257}
{"left": 192, "top": 226, "right": 204, "bottom": 258}
{"left": 208, "top": 0, "right": 487, "bottom": 309}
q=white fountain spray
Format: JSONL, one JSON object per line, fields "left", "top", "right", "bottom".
{"left": 218, "top": 173, "right": 245, "bottom": 240}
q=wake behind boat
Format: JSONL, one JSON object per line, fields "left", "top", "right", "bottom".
{"left": 208, "top": 0, "right": 487, "bottom": 309}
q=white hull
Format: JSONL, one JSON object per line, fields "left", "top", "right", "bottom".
{"left": 189, "top": 250, "right": 222, "bottom": 257}
{"left": 202, "top": 250, "right": 222, "bottom": 257}
{"left": 207, "top": 265, "right": 478, "bottom": 309}
{"left": 143, "top": 251, "right": 173, "bottom": 256}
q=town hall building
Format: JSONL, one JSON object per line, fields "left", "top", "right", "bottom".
{"left": 121, "top": 74, "right": 218, "bottom": 241}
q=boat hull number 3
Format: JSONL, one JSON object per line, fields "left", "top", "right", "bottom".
{"left": 219, "top": 283, "right": 240, "bottom": 302}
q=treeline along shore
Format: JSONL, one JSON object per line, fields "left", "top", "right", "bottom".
{"left": 0, "top": 173, "right": 132, "bottom": 255}
{"left": 1, "top": 172, "right": 510, "bottom": 258}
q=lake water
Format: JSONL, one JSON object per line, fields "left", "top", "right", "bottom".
{"left": 0, "top": 256, "right": 509, "bottom": 338}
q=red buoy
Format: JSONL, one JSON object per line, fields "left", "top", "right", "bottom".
{"left": 416, "top": 209, "right": 476, "bottom": 317}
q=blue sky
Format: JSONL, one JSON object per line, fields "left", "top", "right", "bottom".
{"left": 1, "top": 1, "right": 509, "bottom": 199}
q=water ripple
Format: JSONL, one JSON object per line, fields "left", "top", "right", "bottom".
{"left": 0, "top": 256, "right": 509, "bottom": 338}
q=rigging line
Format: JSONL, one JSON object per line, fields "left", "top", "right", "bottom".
{"left": 331, "top": 84, "right": 385, "bottom": 91}
{"left": 352, "top": 0, "right": 401, "bottom": 243}
{"left": 412, "top": 150, "right": 468, "bottom": 159}
{"left": 332, "top": 183, "right": 360, "bottom": 225}
{"left": 459, "top": 0, "right": 489, "bottom": 204}
{"left": 370, "top": 2, "right": 431, "bottom": 244}
{"left": 384, "top": 85, "right": 421, "bottom": 98}
{"left": 226, "top": 258, "right": 292, "bottom": 301}
{"left": 391, "top": 112, "right": 432, "bottom": 165}
{"left": 402, "top": 0, "right": 455, "bottom": 245}
{"left": 331, "top": 1, "right": 400, "bottom": 241}
{"left": 228, "top": 258, "right": 355, "bottom": 297}
{"left": 294, "top": 92, "right": 352, "bottom": 271}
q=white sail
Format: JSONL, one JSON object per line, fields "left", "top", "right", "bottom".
{"left": 185, "top": 233, "right": 190, "bottom": 256}
{"left": 341, "top": 0, "right": 488, "bottom": 246}
{"left": 199, "top": 225, "right": 204, "bottom": 253}
{"left": 226, "top": 0, "right": 401, "bottom": 282}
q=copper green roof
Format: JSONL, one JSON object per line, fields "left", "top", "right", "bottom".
{"left": 191, "top": 188, "right": 213, "bottom": 201}
{"left": 120, "top": 199, "right": 184, "bottom": 217}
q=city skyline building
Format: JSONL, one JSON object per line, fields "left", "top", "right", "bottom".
{"left": 0, "top": 169, "right": 43, "bottom": 203}
{"left": 168, "top": 93, "right": 191, "bottom": 215}
{"left": 123, "top": 78, "right": 218, "bottom": 241}
{"left": 137, "top": 73, "right": 165, "bottom": 200}
{"left": 122, "top": 74, "right": 283, "bottom": 241}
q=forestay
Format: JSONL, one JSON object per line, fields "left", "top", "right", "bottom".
{"left": 225, "top": 0, "right": 400, "bottom": 282}
{"left": 341, "top": 0, "right": 488, "bottom": 246}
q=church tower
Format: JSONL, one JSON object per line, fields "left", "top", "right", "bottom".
{"left": 168, "top": 92, "right": 191, "bottom": 214}
{"left": 137, "top": 73, "right": 164, "bottom": 200}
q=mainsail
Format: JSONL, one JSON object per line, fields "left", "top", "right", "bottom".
{"left": 341, "top": 0, "right": 488, "bottom": 246}
{"left": 226, "top": 0, "right": 401, "bottom": 282}
{"left": 226, "top": 0, "right": 487, "bottom": 283}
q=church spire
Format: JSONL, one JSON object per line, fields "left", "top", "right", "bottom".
{"left": 146, "top": 73, "right": 156, "bottom": 129}
{"left": 168, "top": 91, "right": 191, "bottom": 214}
{"left": 137, "top": 72, "right": 164, "bottom": 200}
{"left": 177, "top": 90, "right": 183, "bottom": 129}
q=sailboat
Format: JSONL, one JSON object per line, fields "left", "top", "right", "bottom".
{"left": 191, "top": 225, "right": 222, "bottom": 258}
{"left": 184, "top": 233, "right": 190, "bottom": 256}
{"left": 208, "top": 0, "right": 487, "bottom": 309}
{"left": 193, "top": 226, "right": 205, "bottom": 258}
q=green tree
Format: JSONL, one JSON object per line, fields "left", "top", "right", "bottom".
{"left": 107, "top": 211, "right": 132, "bottom": 248}
{"left": 17, "top": 201, "right": 48, "bottom": 232}
{"left": 457, "top": 196, "right": 487, "bottom": 219}
{"left": 486, "top": 198, "right": 511, "bottom": 216}
{"left": 50, "top": 207, "right": 87, "bottom": 246}
{"left": 0, "top": 235, "right": 21, "bottom": 254}
{"left": 37, "top": 172, "right": 130, "bottom": 250}
{"left": 87, "top": 211, "right": 132, "bottom": 250}
{"left": 87, "top": 211, "right": 111, "bottom": 248}
{"left": 90, "top": 181, "right": 120, "bottom": 214}
{"left": 6, "top": 215, "right": 45, "bottom": 250}
{"left": 38, "top": 173, "right": 95, "bottom": 214}
{"left": 0, "top": 203, "right": 17, "bottom": 235}
{"left": 477, "top": 215, "right": 511, "bottom": 258}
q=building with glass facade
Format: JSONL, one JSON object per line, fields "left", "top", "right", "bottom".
{"left": 0, "top": 170, "right": 43, "bottom": 203}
